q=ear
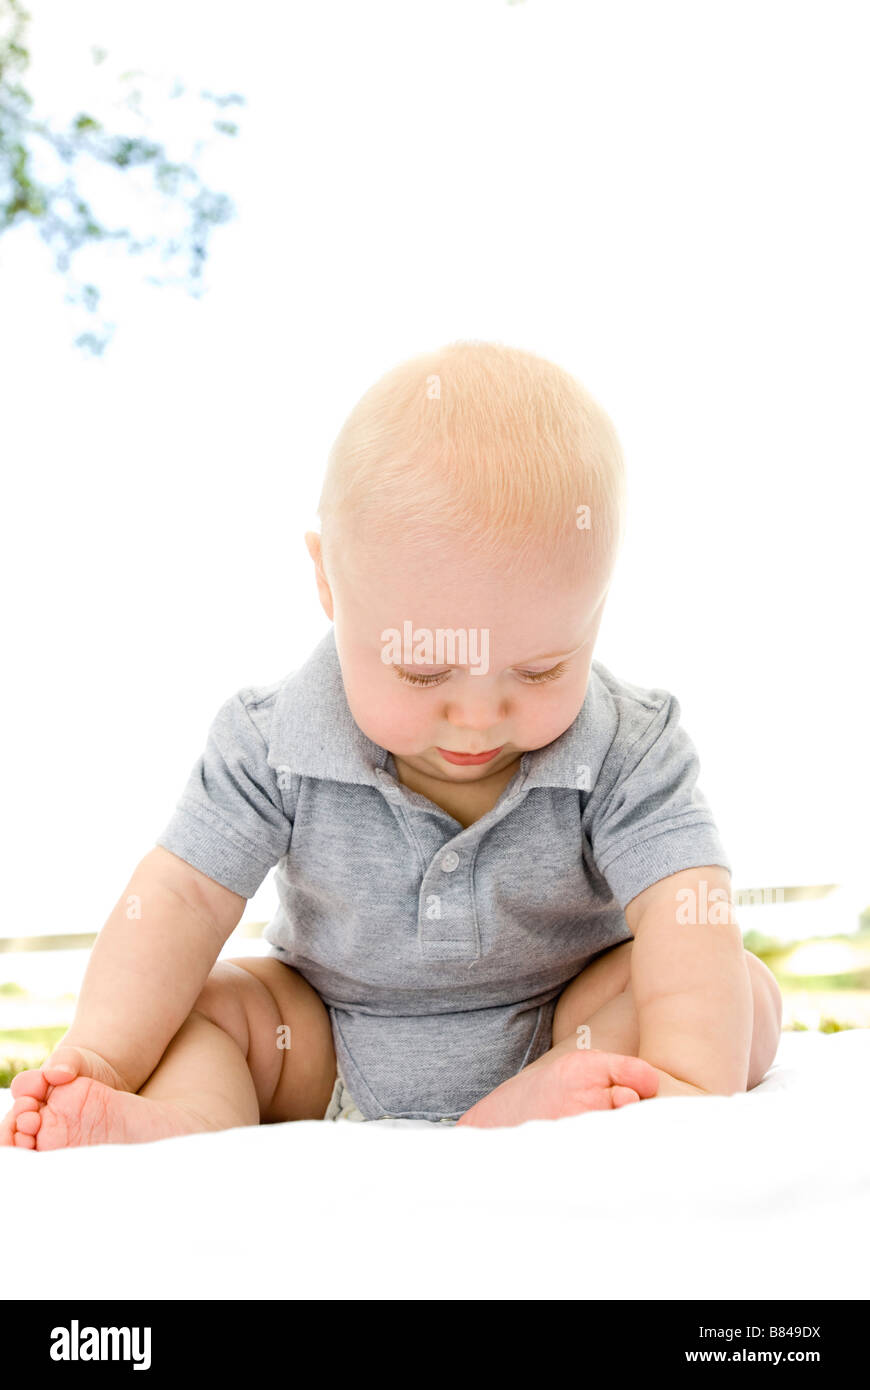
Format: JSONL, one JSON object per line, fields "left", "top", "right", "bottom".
{"left": 305, "top": 531, "right": 334, "bottom": 621}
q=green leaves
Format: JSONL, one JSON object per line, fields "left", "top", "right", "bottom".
{"left": 0, "top": 0, "right": 244, "bottom": 352}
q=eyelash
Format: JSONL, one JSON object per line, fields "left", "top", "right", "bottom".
{"left": 395, "top": 661, "right": 569, "bottom": 688}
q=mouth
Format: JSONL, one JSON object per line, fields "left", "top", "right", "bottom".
{"left": 436, "top": 745, "right": 504, "bottom": 766}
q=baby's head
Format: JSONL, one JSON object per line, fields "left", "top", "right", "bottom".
{"left": 306, "top": 340, "right": 626, "bottom": 784}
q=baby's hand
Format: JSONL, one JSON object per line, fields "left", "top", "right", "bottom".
{"left": 38, "top": 1043, "right": 132, "bottom": 1093}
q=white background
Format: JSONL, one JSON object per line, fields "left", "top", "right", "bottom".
{"left": 1, "top": 0, "right": 867, "bottom": 972}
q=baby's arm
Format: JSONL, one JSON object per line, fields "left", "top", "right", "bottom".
{"left": 625, "top": 864, "right": 754, "bottom": 1097}
{"left": 41, "top": 845, "right": 246, "bottom": 1093}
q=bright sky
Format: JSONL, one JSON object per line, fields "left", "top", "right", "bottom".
{"left": 1, "top": 0, "right": 867, "bottom": 954}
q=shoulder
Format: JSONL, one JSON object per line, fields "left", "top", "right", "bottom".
{"left": 229, "top": 673, "right": 298, "bottom": 750}
{"left": 587, "top": 659, "right": 681, "bottom": 765}
{"left": 589, "top": 658, "right": 674, "bottom": 721}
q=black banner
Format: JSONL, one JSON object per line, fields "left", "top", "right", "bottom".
{"left": 3, "top": 1299, "right": 863, "bottom": 1373}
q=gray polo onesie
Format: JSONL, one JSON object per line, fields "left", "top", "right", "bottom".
{"left": 156, "top": 628, "right": 730, "bottom": 1121}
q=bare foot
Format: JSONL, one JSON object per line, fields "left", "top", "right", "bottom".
{"left": 0, "top": 1071, "right": 216, "bottom": 1151}
{"left": 455, "top": 1047, "right": 660, "bottom": 1128}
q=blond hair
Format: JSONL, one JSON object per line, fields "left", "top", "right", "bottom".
{"left": 317, "top": 339, "right": 627, "bottom": 585}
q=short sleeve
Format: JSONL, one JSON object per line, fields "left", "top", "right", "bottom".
{"left": 587, "top": 693, "right": 731, "bottom": 911}
{"left": 155, "top": 692, "right": 292, "bottom": 899}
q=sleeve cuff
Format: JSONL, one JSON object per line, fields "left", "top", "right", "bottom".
{"left": 597, "top": 819, "right": 732, "bottom": 912}
{"left": 156, "top": 802, "right": 277, "bottom": 899}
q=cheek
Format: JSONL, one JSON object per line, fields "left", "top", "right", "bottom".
{"left": 343, "top": 670, "right": 431, "bottom": 749}
{"left": 518, "top": 681, "right": 587, "bottom": 743}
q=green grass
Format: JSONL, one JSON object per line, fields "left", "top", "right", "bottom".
{"left": 744, "top": 925, "right": 870, "bottom": 959}
{"left": 0, "top": 1027, "right": 68, "bottom": 1087}
{"left": 786, "top": 1019, "right": 857, "bottom": 1034}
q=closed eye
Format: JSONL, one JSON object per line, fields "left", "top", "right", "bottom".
{"left": 514, "top": 661, "right": 569, "bottom": 684}
{"left": 394, "top": 667, "right": 450, "bottom": 687}
{"left": 394, "top": 661, "right": 570, "bottom": 688}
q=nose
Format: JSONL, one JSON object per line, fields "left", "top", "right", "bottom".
{"left": 442, "top": 686, "right": 508, "bottom": 737}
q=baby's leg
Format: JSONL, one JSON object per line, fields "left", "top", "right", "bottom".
{"left": 549, "top": 940, "right": 782, "bottom": 1088}
{"left": 142, "top": 958, "right": 336, "bottom": 1122}
{"left": 5, "top": 960, "right": 335, "bottom": 1150}
{"left": 456, "top": 942, "right": 782, "bottom": 1128}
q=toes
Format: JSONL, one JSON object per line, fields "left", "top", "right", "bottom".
{"left": 14, "top": 1109, "right": 42, "bottom": 1136}
{"left": 1, "top": 1095, "right": 43, "bottom": 1146}
{"left": 10, "top": 1068, "right": 50, "bottom": 1102}
{"left": 13, "top": 1095, "right": 40, "bottom": 1114}
{"left": 13, "top": 1130, "right": 36, "bottom": 1149}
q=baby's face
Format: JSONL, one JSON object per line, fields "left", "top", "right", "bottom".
{"left": 316, "top": 534, "right": 608, "bottom": 786}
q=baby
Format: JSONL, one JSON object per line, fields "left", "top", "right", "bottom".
{"left": 2, "top": 340, "right": 782, "bottom": 1148}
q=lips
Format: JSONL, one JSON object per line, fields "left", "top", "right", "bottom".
{"left": 437, "top": 746, "right": 504, "bottom": 766}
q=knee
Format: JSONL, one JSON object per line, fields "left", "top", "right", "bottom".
{"left": 744, "top": 949, "right": 783, "bottom": 1087}
{"left": 551, "top": 939, "right": 634, "bottom": 1042}
{"left": 191, "top": 961, "right": 252, "bottom": 1038}
{"left": 193, "top": 959, "right": 239, "bottom": 1009}
{"left": 745, "top": 949, "right": 783, "bottom": 1024}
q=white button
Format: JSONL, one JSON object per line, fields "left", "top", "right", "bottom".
{"left": 440, "top": 850, "right": 460, "bottom": 872}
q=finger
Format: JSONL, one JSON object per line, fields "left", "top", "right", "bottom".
{"left": 610, "top": 1085, "right": 641, "bottom": 1108}
{"left": 604, "top": 1052, "right": 660, "bottom": 1099}
{"left": 41, "top": 1045, "right": 82, "bottom": 1085}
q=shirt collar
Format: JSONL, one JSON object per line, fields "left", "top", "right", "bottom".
{"left": 268, "top": 626, "right": 602, "bottom": 793}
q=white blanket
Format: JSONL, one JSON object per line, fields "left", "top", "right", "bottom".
{"left": 2, "top": 1029, "right": 868, "bottom": 1301}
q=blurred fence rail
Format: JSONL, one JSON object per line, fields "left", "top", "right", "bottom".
{"left": 0, "top": 885, "right": 854, "bottom": 957}
{"left": 0, "top": 918, "right": 267, "bottom": 955}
